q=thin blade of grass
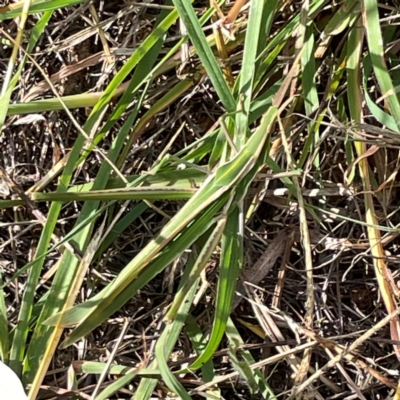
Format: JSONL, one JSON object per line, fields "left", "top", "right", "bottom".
{"left": 0, "top": 274, "right": 9, "bottom": 361}
{"left": 30, "top": 217, "right": 106, "bottom": 399}
{"left": 298, "top": 21, "right": 320, "bottom": 169}
{"left": 164, "top": 200, "right": 230, "bottom": 322}
{"left": 0, "top": 10, "right": 52, "bottom": 127}
{"left": 225, "top": 318, "right": 276, "bottom": 399}
{"left": 363, "top": 56, "right": 399, "bottom": 132}
{"left": 95, "top": 372, "right": 138, "bottom": 400}
{"left": 185, "top": 316, "right": 220, "bottom": 398}
{"left": 155, "top": 264, "right": 199, "bottom": 400}
{"left": 362, "top": 0, "right": 400, "bottom": 126}
{"left": 347, "top": 13, "right": 400, "bottom": 360}
{"left": 0, "top": 186, "right": 196, "bottom": 208}
{"left": 234, "top": 0, "right": 268, "bottom": 147}
{"left": 75, "top": 361, "right": 159, "bottom": 376}
{"left": 172, "top": 0, "right": 236, "bottom": 112}
{"left": 0, "top": 0, "right": 85, "bottom": 19}
{"left": 184, "top": 206, "right": 241, "bottom": 371}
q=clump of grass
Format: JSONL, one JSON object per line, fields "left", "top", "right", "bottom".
{"left": 1, "top": 0, "right": 400, "bottom": 399}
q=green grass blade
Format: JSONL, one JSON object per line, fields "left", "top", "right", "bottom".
{"left": 133, "top": 254, "right": 200, "bottom": 400}
{"left": 76, "top": 361, "right": 159, "bottom": 376}
{"left": 228, "top": 346, "right": 259, "bottom": 394}
{"left": 95, "top": 372, "right": 138, "bottom": 400}
{"left": 185, "top": 316, "right": 221, "bottom": 398}
{"left": 363, "top": 56, "right": 399, "bottom": 132}
{"left": 0, "top": 0, "right": 86, "bottom": 19}
{"left": 234, "top": 0, "right": 269, "bottom": 146}
{"left": 185, "top": 315, "right": 217, "bottom": 383}
{"left": 226, "top": 318, "right": 276, "bottom": 399}
{"left": 185, "top": 206, "right": 241, "bottom": 371}
{"left": 0, "top": 11, "right": 52, "bottom": 127}
{"left": 1, "top": 186, "right": 196, "bottom": 207}
{"left": 172, "top": 0, "right": 236, "bottom": 112}
{"left": 164, "top": 206, "right": 229, "bottom": 322}
{"left": 321, "top": 0, "right": 358, "bottom": 37}
{"left": 298, "top": 24, "right": 320, "bottom": 169}
{"left": 155, "top": 269, "right": 199, "bottom": 400}
{"left": 6, "top": 92, "right": 113, "bottom": 115}
{"left": 0, "top": 274, "right": 9, "bottom": 361}
{"left": 362, "top": 0, "right": 400, "bottom": 127}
